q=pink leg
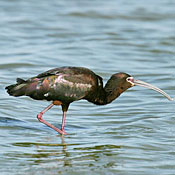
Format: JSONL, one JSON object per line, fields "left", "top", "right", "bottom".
{"left": 61, "top": 104, "right": 69, "bottom": 132}
{"left": 61, "top": 111, "right": 67, "bottom": 131}
{"left": 37, "top": 103, "right": 67, "bottom": 135}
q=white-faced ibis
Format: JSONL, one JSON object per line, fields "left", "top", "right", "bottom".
{"left": 5, "top": 66, "right": 174, "bottom": 135}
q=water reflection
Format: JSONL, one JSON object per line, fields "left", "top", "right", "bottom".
{"left": 8, "top": 134, "right": 122, "bottom": 170}
{"left": 9, "top": 136, "right": 71, "bottom": 165}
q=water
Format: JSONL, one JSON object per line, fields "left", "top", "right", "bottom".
{"left": 0, "top": 0, "right": 175, "bottom": 174}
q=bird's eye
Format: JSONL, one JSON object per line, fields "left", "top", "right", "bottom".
{"left": 126, "top": 77, "right": 134, "bottom": 86}
{"left": 126, "top": 77, "right": 133, "bottom": 82}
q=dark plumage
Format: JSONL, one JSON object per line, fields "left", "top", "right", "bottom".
{"left": 5, "top": 66, "right": 174, "bottom": 135}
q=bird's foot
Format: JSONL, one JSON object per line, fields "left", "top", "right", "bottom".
{"left": 37, "top": 113, "right": 68, "bottom": 135}
{"left": 50, "top": 126, "right": 67, "bottom": 135}
{"left": 62, "top": 131, "right": 68, "bottom": 135}
{"left": 60, "top": 128, "right": 68, "bottom": 135}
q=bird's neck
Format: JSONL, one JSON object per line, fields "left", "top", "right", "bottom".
{"left": 104, "top": 86, "right": 122, "bottom": 104}
{"left": 86, "top": 79, "right": 123, "bottom": 105}
{"left": 104, "top": 76, "right": 125, "bottom": 104}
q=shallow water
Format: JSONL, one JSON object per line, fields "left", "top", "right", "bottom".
{"left": 0, "top": 0, "right": 175, "bottom": 174}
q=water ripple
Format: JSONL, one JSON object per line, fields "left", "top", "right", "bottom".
{"left": 0, "top": 0, "right": 175, "bottom": 175}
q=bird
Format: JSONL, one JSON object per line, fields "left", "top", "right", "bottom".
{"left": 5, "top": 66, "right": 174, "bottom": 135}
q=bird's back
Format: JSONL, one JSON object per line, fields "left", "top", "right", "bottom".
{"left": 6, "top": 67, "right": 103, "bottom": 104}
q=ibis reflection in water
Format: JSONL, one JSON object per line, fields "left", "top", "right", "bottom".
{"left": 5, "top": 67, "right": 174, "bottom": 135}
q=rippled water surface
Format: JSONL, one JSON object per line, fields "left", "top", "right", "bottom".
{"left": 0, "top": 0, "right": 175, "bottom": 174}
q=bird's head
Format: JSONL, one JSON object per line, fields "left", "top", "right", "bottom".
{"left": 105, "top": 72, "right": 174, "bottom": 102}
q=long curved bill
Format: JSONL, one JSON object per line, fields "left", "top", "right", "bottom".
{"left": 134, "top": 80, "right": 174, "bottom": 101}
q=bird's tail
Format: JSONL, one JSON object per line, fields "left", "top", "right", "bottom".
{"left": 5, "top": 78, "right": 27, "bottom": 97}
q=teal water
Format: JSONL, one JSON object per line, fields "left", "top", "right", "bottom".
{"left": 0, "top": 0, "right": 175, "bottom": 174}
